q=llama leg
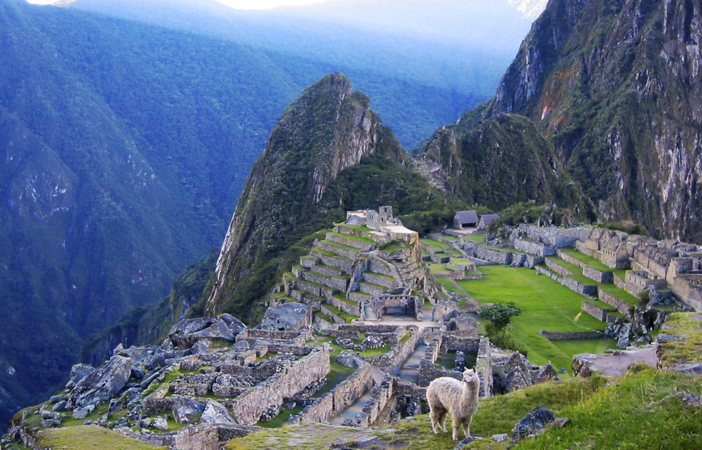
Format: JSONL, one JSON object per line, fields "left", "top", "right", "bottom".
{"left": 440, "top": 411, "right": 448, "bottom": 433}
{"left": 452, "top": 418, "right": 460, "bottom": 441}
{"left": 429, "top": 408, "right": 440, "bottom": 434}
{"left": 463, "top": 416, "right": 473, "bottom": 439}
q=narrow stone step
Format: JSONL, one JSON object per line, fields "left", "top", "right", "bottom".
{"left": 348, "top": 291, "right": 372, "bottom": 303}
{"left": 362, "top": 272, "right": 397, "bottom": 289}
{"left": 319, "top": 240, "right": 360, "bottom": 260}
{"left": 326, "top": 232, "right": 376, "bottom": 251}
{"left": 359, "top": 281, "right": 387, "bottom": 296}
{"left": 310, "top": 262, "right": 343, "bottom": 277}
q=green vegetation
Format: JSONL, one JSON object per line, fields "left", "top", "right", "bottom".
{"left": 657, "top": 313, "right": 702, "bottom": 368}
{"left": 420, "top": 238, "right": 448, "bottom": 252}
{"left": 460, "top": 266, "right": 613, "bottom": 372}
{"left": 477, "top": 302, "right": 522, "bottom": 339}
{"left": 558, "top": 248, "right": 612, "bottom": 272}
{"left": 36, "top": 426, "right": 167, "bottom": 450}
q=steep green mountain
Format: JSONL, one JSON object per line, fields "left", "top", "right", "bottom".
{"left": 421, "top": 112, "right": 586, "bottom": 214}
{"left": 427, "top": 0, "right": 702, "bottom": 241}
{"left": 0, "top": 0, "right": 491, "bottom": 426}
{"left": 204, "top": 74, "right": 464, "bottom": 321}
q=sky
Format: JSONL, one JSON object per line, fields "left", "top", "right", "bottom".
{"left": 26, "top": 0, "right": 338, "bottom": 7}
{"left": 216, "top": 0, "right": 336, "bottom": 9}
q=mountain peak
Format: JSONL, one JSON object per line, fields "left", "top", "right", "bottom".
{"left": 205, "top": 73, "right": 400, "bottom": 319}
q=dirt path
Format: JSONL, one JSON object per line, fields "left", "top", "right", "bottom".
{"left": 578, "top": 346, "right": 659, "bottom": 377}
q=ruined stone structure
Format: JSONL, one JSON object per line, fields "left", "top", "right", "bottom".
{"left": 575, "top": 227, "right": 702, "bottom": 311}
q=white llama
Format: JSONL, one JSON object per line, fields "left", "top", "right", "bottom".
{"left": 426, "top": 367, "right": 480, "bottom": 441}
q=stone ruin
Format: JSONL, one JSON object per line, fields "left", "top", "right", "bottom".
{"left": 4, "top": 207, "right": 569, "bottom": 450}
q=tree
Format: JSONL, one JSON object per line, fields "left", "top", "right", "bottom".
{"left": 477, "top": 302, "right": 521, "bottom": 336}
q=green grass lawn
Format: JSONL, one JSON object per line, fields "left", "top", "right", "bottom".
{"left": 37, "top": 426, "right": 167, "bottom": 450}
{"left": 420, "top": 238, "right": 448, "bottom": 252}
{"left": 559, "top": 247, "right": 612, "bottom": 272}
{"left": 547, "top": 257, "right": 639, "bottom": 307}
{"left": 458, "top": 266, "right": 615, "bottom": 373}
{"left": 466, "top": 231, "right": 487, "bottom": 243}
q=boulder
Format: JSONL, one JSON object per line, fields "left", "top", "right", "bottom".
{"left": 52, "top": 401, "right": 67, "bottom": 412}
{"left": 169, "top": 317, "right": 216, "bottom": 348}
{"left": 571, "top": 353, "right": 597, "bottom": 377}
{"left": 191, "top": 341, "right": 211, "bottom": 355}
{"left": 67, "top": 356, "right": 132, "bottom": 408}
{"left": 511, "top": 407, "right": 555, "bottom": 443}
{"left": 72, "top": 404, "right": 94, "bottom": 420}
{"left": 65, "top": 363, "right": 95, "bottom": 390}
{"left": 172, "top": 396, "right": 205, "bottom": 423}
{"left": 671, "top": 363, "right": 702, "bottom": 376}
{"left": 169, "top": 318, "right": 236, "bottom": 349}
{"left": 220, "top": 313, "right": 247, "bottom": 335}
{"left": 260, "top": 302, "right": 312, "bottom": 332}
{"left": 200, "top": 400, "right": 237, "bottom": 425}
{"left": 152, "top": 416, "right": 169, "bottom": 431}
{"left": 455, "top": 436, "right": 482, "bottom": 449}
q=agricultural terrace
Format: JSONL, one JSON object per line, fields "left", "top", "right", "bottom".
{"left": 459, "top": 266, "right": 616, "bottom": 374}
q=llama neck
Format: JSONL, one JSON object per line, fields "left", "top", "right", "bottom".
{"left": 461, "top": 378, "right": 480, "bottom": 407}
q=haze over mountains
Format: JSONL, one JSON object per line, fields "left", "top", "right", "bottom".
{"left": 0, "top": 0, "right": 537, "bottom": 429}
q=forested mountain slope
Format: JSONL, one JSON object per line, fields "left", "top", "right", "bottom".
{"left": 64, "top": 0, "right": 536, "bottom": 148}
{"left": 204, "top": 74, "right": 464, "bottom": 321}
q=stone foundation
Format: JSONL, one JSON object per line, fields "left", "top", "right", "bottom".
{"left": 538, "top": 330, "right": 606, "bottom": 340}
{"left": 292, "top": 363, "right": 374, "bottom": 424}
{"left": 229, "top": 346, "right": 330, "bottom": 425}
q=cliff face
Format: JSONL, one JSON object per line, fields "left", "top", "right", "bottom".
{"left": 488, "top": 0, "right": 702, "bottom": 240}
{"left": 421, "top": 113, "right": 583, "bottom": 212}
{"left": 205, "top": 74, "right": 399, "bottom": 319}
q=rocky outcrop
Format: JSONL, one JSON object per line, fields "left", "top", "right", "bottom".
{"left": 67, "top": 356, "right": 132, "bottom": 409}
{"left": 169, "top": 315, "right": 246, "bottom": 350}
{"left": 491, "top": 0, "right": 702, "bottom": 241}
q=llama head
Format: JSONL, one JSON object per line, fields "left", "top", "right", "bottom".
{"left": 462, "top": 368, "right": 478, "bottom": 384}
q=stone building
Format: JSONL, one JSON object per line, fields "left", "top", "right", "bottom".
{"left": 453, "top": 211, "right": 479, "bottom": 229}
{"left": 477, "top": 214, "right": 500, "bottom": 230}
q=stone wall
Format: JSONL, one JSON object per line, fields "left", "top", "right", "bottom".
{"left": 575, "top": 240, "right": 596, "bottom": 256}
{"left": 614, "top": 273, "right": 627, "bottom": 289}
{"left": 362, "top": 327, "right": 419, "bottom": 369}
{"left": 174, "top": 424, "right": 219, "bottom": 450}
{"left": 312, "top": 251, "right": 354, "bottom": 274}
{"left": 597, "top": 288, "right": 632, "bottom": 315}
{"left": 320, "top": 241, "right": 358, "bottom": 260}
{"left": 301, "top": 271, "right": 348, "bottom": 292}
{"left": 132, "top": 424, "right": 218, "bottom": 450}
{"left": 535, "top": 266, "right": 597, "bottom": 296}
{"left": 320, "top": 305, "right": 345, "bottom": 324}
{"left": 327, "top": 233, "right": 375, "bottom": 251}
{"left": 292, "top": 363, "right": 374, "bottom": 424}
{"left": 337, "top": 324, "right": 400, "bottom": 334}
{"left": 330, "top": 296, "right": 360, "bottom": 316}
{"left": 475, "top": 246, "right": 512, "bottom": 265}
{"left": 538, "top": 330, "right": 606, "bottom": 340}
{"left": 236, "top": 328, "right": 310, "bottom": 345}
{"left": 229, "top": 346, "right": 330, "bottom": 425}
{"left": 363, "top": 272, "right": 396, "bottom": 288}
{"left": 514, "top": 239, "right": 556, "bottom": 257}
{"left": 475, "top": 337, "right": 493, "bottom": 398}
{"left": 582, "top": 266, "right": 613, "bottom": 283}
{"left": 582, "top": 300, "right": 614, "bottom": 322}
{"left": 439, "top": 336, "right": 481, "bottom": 355}
{"left": 520, "top": 225, "right": 588, "bottom": 247}
{"left": 556, "top": 249, "right": 586, "bottom": 268}
{"left": 343, "top": 375, "right": 394, "bottom": 427}
{"left": 525, "top": 254, "right": 545, "bottom": 269}
{"left": 545, "top": 258, "right": 571, "bottom": 277}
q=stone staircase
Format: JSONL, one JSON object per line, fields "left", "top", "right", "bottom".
{"left": 281, "top": 225, "right": 422, "bottom": 324}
